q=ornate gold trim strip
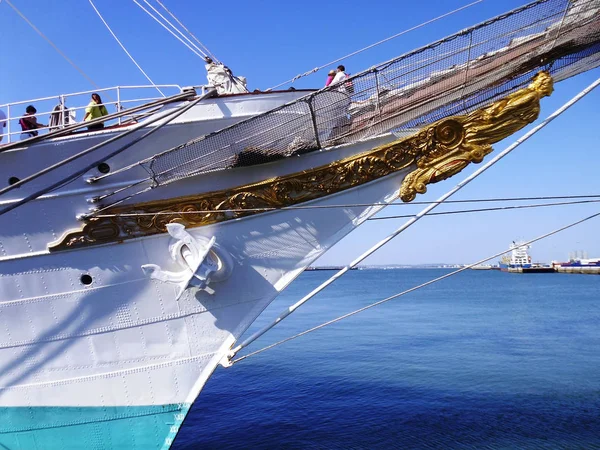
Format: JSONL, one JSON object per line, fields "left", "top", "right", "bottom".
{"left": 49, "top": 72, "right": 553, "bottom": 252}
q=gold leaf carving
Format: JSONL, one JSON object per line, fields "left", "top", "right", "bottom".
{"left": 399, "top": 71, "right": 553, "bottom": 201}
{"left": 49, "top": 72, "right": 553, "bottom": 252}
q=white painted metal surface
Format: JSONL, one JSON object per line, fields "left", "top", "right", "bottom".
{"left": 0, "top": 92, "right": 406, "bottom": 447}
{"left": 0, "top": 169, "right": 408, "bottom": 408}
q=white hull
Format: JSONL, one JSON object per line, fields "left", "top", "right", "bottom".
{"left": 3, "top": 1, "right": 597, "bottom": 446}
{"left": 0, "top": 103, "right": 407, "bottom": 448}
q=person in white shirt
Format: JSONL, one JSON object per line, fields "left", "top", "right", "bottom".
{"left": 326, "top": 65, "right": 352, "bottom": 142}
{"left": 0, "top": 109, "right": 7, "bottom": 143}
{"left": 331, "top": 65, "right": 348, "bottom": 90}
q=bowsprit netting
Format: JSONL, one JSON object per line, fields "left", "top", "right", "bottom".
{"left": 143, "top": 0, "right": 600, "bottom": 187}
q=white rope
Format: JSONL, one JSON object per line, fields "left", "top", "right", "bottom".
{"left": 88, "top": 0, "right": 165, "bottom": 97}
{"left": 228, "top": 75, "right": 600, "bottom": 360}
{"left": 231, "top": 207, "right": 600, "bottom": 364}
{"left": 369, "top": 199, "right": 600, "bottom": 220}
{"left": 154, "top": 0, "right": 218, "bottom": 62}
{"left": 267, "top": 0, "right": 485, "bottom": 90}
{"left": 132, "top": 0, "right": 207, "bottom": 60}
{"left": 4, "top": 0, "right": 101, "bottom": 90}
{"left": 139, "top": 0, "right": 210, "bottom": 60}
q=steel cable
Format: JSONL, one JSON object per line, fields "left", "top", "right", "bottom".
{"left": 267, "top": 0, "right": 486, "bottom": 90}
{"left": 91, "top": 197, "right": 600, "bottom": 219}
{"left": 226, "top": 75, "right": 600, "bottom": 361}
{"left": 231, "top": 208, "right": 600, "bottom": 365}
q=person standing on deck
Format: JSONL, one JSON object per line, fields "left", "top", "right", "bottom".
{"left": 327, "top": 65, "right": 352, "bottom": 142}
{"left": 325, "top": 70, "right": 336, "bottom": 87}
{"left": 331, "top": 65, "right": 348, "bottom": 89}
{"left": 83, "top": 93, "right": 109, "bottom": 131}
{"left": 19, "top": 105, "right": 47, "bottom": 139}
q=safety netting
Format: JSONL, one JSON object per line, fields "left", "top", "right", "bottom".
{"left": 144, "top": 0, "right": 600, "bottom": 186}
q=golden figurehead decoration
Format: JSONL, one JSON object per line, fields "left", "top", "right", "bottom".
{"left": 399, "top": 71, "right": 554, "bottom": 202}
{"left": 50, "top": 72, "right": 554, "bottom": 252}
{"left": 465, "top": 71, "right": 554, "bottom": 146}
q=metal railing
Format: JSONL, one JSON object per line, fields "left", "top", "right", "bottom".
{"left": 137, "top": 0, "right": 600, "bottom": 187}
{"left": 0, "top": 84, "right": 210, "bottom": 144}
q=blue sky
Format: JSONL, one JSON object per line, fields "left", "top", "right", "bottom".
{"left": 1, "top": 0, "right": 598, "bottom": 265}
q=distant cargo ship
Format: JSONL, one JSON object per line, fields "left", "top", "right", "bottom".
{"left": 552, "top": 253, "right": 600, "bottom": 274}
{"left": 499, "top": 242, "right": 554, "bottom": 274}
{"left": 552, "top": 254, "right": 600, "bottom": 268}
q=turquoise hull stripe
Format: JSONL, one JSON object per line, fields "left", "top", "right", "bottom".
{"left": 0, "top": 404, "right": 190, "bottom": 450}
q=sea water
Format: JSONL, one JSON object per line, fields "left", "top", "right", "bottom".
{"left": 175, "top": 269, "right": 600, "bottom": 449}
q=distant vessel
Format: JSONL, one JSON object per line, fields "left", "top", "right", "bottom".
{"left": 555, "top": 258, "right": 600, "bottom": 267}
{"left": 470, "top": 264, "right": 493, "bottom": 270}
{"left": 552, "top": 252, "right": 600, "bottom": 274}
{"left": 499, "top": 242, "right": 554, "bottom": 273}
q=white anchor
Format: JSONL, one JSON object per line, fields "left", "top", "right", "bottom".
{"left": 141, "top": 223, "right": 219, "bottom": 299}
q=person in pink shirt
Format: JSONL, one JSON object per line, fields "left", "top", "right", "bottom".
{"left": 325, "top": 70, "right": 336, "bottom": 87}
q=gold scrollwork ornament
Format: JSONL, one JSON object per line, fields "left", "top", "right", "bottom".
{"left": 399, "top": 71, "right": 553, "bottom": 202}
{"left": 49, "top": 72, "right": 553, "bottom": 251}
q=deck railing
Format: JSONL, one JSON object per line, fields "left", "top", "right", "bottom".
{"left": 0, "top": 84, "right": 209, "bottom": 144}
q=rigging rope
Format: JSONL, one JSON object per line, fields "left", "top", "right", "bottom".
{"left": 368, "top": 199, "right": 600, "bottom": 220}
{"left": 230, "top": 207, "right": 600, "bottom": 365}
{"left": 227, "top": 75, "right": 600, "bottom": 361}
{"left": 0, "top": 91, "right": 211, "bottom": 216}
{"left": 3, "top": 0, "right": 101, "bottom": 90}
{"left": 0, "top": 92, "right": 190, "bottom": 154}
{"left": 154, "top": 0, "right": 218, "bottom": 62}
{"left": 548, "top": 0, "right": 570, "bottom": 56}
{"left": 132, "top": 0, "right": 208, "bottom": 60}
{"left": 81, "top": 0, "right": 598, "bottom": 198}
{"left": 88, "top": 0, "right": 165, "bottom": 97}
{"left": 90, "top": 195, "right": 600, "bottom": 218}
{"left": 267, "top": 0, "right": 485, "bottom": 90}
{"left": 140, "top": 0, "right": 214, "bottom": 62}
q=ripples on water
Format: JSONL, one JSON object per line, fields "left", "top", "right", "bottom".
{"left": 175, "top": 269, "right": 600, "bottom": 449}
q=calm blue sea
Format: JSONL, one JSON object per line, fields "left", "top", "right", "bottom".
{"left": 174, "top": 269, "right": 600, "bottom": 449}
